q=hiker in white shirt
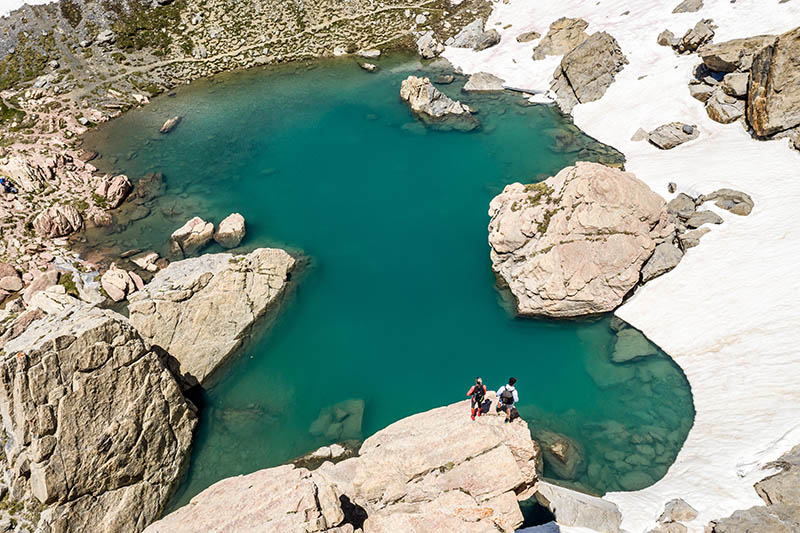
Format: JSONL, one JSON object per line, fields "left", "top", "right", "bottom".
{"left": 496, "top": 377, "right": 518, "bottom": 423}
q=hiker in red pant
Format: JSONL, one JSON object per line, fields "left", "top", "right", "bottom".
{"left": 466, "top": 377, "right": 487, "bottom": 421}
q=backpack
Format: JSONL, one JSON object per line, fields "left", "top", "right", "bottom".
{"left": 472, "top": 385, "right": 485, "bottom": 403}
{"left": 500, "top": 387, "right": 515, "bottom": 405}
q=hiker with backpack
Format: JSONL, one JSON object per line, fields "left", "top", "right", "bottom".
{"left": 466, "top": 377, "right": 487, "bottom": 421}
{"left": 496, "top": 377, "right": 518, "bottom": 423}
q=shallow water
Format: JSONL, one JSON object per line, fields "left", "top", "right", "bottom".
{"left": 82, "top": 54, "right": 694, "bottom": 507}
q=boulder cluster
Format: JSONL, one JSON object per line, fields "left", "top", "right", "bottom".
{"left": 664, "top": 22, "right": 800, "bottom": 146}
{"left": 169, "top": 212, "right": 247, "bottom": 257}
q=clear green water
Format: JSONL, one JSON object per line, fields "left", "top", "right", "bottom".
{"left": 82, "top": 54, "right": 694, "bottom": 507}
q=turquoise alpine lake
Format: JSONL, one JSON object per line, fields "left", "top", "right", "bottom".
{"left": 82, "top": 54, "right": 694, "bottom": 510}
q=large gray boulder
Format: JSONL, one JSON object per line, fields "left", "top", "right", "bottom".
{"left": 756, "top": 444, "right": 800, "bottom": 506}
{"left": 709, "top": 504, "right": 800, "bottom": 532}
{"left": 0, "top": 306, "right": 196, "bottom": 533}
{"left": 170, "top": 216, "right": 214, "bottom": 257}
{"left": 551, "top": 32, "right": 628, "bottom": 114}
{"left": 463, "top": 72, "right": 506, "bottom": 92}
{"left": 641, "top": 242, "right": 684, "bottom": 282}
{"left": 699, "top": 35, "right": 777, "bottom": 72}
{"left": 213, "top": 212, "right": 246, "bottom": 248}
{"left": 672, "top": 0, "right": 703, "bottom": 13}
{"left": 399, "top": 76, "right": 477, "bottom": 131}
{"left": 488, "top": 162, "right": 670, "bottom": 317}
{"left": 128, "top": 248, "right": 295, "bottom": 387}
{"left": 706, "top": 88, "right": 745, "bottom": 123}
{"left": 698, "top": 188, "right": 754, "bottom": 216}
{"left": 535, "top": 481, "right": 622, "bottom": 532}
{"left": 648, "top": 122, "right": 699, "bottom": 149}
{"left": 33, "top": 204, "right": 83, "bottom": 238}
{"left": 747, "top": 27, "right": 800, "bottom": 137}
{"left": 533, "top": 17, "right": 589, "bottom": 60}
{"left": 448, "top": 18, "right": 486, "bottom": 48}
{"left": 676, "top": 19, "right": 715, "bottom": 54}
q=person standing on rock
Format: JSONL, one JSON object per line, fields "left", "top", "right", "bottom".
{"left": 466, "top": 377, "right": 487, "bottom": 421}
{"left": 496, "top": 377, "right": 519, "bottom": 423}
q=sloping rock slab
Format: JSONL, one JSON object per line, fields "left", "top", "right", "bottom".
{"left": 128, "top": 248, "right": 295, "bottom": 387}
{"left": 747, "top": 27, "right": 800, "bottom": 137}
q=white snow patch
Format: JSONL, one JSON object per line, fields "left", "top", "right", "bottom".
{"left": 445, "top": 1, "right": 800, "bottom": 532}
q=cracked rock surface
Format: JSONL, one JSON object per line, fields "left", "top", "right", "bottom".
{"left": 0, "top": 305, "right": 196, "bottom": 533}
{"left": 488, "top": 162, "right": 669, "bottom": 317}
{"left": 128, "top": 248, "right": 295, "bottom": 387}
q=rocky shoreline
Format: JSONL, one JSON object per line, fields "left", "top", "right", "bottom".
{"left": 0, "top": 0, "right": 797, "bottom": 532}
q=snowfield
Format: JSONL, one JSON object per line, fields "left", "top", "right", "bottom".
{"left": 445, "top": 1, "right": 800, "bottom": 531}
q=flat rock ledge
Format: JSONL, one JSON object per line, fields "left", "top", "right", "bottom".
{"left": 146, "top": 394, "right": 542, "bottom": 533}
{"left": 0, "top": 305, "right": 196, "bottom": 533}
{"left": 488, "top": 162, "right": 672, "bottom": 317}
{"left": 128, "top": 248, "right": 295, "bottom": 388}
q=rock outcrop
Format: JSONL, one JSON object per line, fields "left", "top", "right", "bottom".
{"left": 213, "top": 213, "right": 246, "bottom": 248}
{"left": 32, "top": 204, "right": 83, "bottom": 238}
{"left": 94, "top": 174, "right": 132, "bottom": 209}
{"left": 128, "top": 248, "right": 295, "bottom": 387}
{"left": 699, "top": 35, "right": 776, "bottom": 72}
{"left": 676, "top": 19, "right": 715, "bottom": 54}
{"left": 170, "top": 216, "right": 214, "bottom": 257}
{"left": 672, "top": 0, "right": 703, "bottom": 13}
{"left": 399, "top": 76, "right": 477, "bottom": 131}
{"left": 446, "top": 18, "right": 499, "bottom": 51}
{"left": 0, "top": 156, "right": 52, "bottom": 193}
{"left": 147, "top": 394, "right": 540, "bottom": 532}
{"left": 747, "top": 27, "right": 800, "bottom": 137}
{"left": 641, "top": 242, "right": 684, "bottom": 282}
{"left": 0, "top": 306, "right": 196, "bottom": 533}
{"left": 416, "top": 31, "right": 444, "bottom": 59}
{"left": 533, "top": 18, "right": 589, "bottom": 60}
{"left": 488, "top": 162, "right": 669, "bottom": 317}
{"left": 551, "top": 32, "right": 628, "bottom": 114}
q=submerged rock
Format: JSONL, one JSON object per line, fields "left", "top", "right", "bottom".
{"left": 488, "top": 162, "right": 668, "bottom": 317}
{"left": 159, "top": 116, "right": 182, "bottom": 134}
{"left": 399, "top": 76, "right": 477, "bottom": 131}
{"left": 128, "top": 248, "right": 295, "bottom": 387}
{"left": 309, "top": 398, "right": 365, "bottom": 440}
{"left": 0, "top": 306, "right": 196, "bottom": 532}
{"left": 612, "top": 328, "right": 660, "bottom": 363}
{"left": 551, "top": 31, "right": 628, "bottom": 114}
{"left": 537, "top": 430, "right": 584, "bottom": 480}
{"left": 533, "top": 17, "right": 589, "bottom": 60}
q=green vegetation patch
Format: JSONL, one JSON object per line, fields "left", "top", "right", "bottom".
{"left": 106, "top": 0, "right": 187, "bottom": 57}
{"left": 0, "top": 33, "right": 55, "bottom": 90}
{"left": 0, "top": 101, "right": 25, "bottom": 127}
{"left": 58, "top": 272, "right": 79, "bottom": 297}
{"left": 60, "top": 0, "right": 83, "bottom": 28}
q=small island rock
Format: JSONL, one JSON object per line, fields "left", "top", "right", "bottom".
{"left": 214, "top": 213, "right": 246, "bottom": 248}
